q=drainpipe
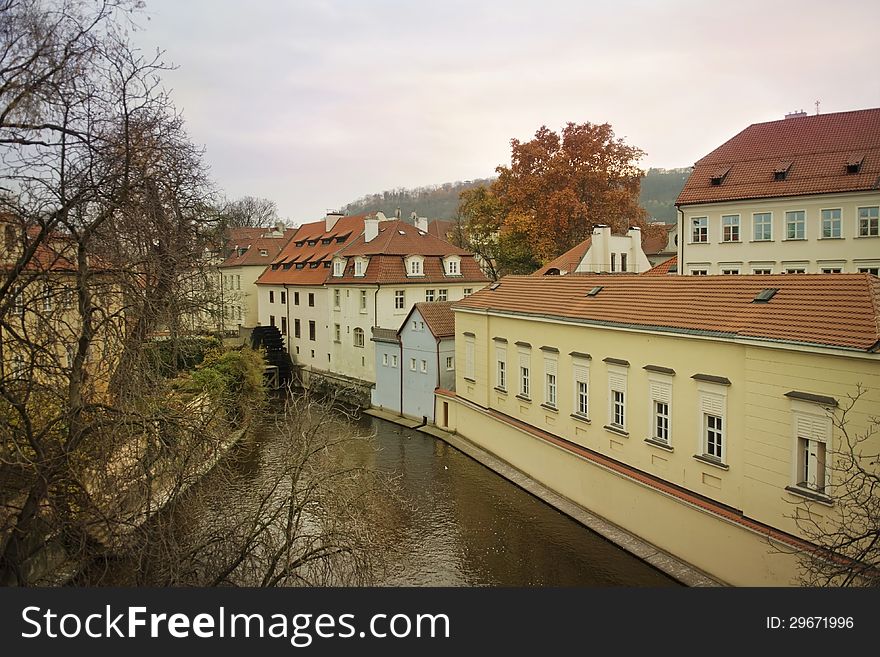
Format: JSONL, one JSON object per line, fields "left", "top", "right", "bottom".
{"left": 398, "top": 337, "right": 403, "bottom": 416}
{"left": 676, "top": 204, "right": 684, "bottom": 275}
{"left": 284, "top": 284, "right": 291, "bottom": 354}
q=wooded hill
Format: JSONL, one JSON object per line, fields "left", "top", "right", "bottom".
{"left": 342, "top": 168, "right": 691, "bottom": 223}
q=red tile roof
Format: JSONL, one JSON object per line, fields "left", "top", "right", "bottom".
{"left": 642, "top": 255, "right": 678, "bottom": 276}
{"left": 533, "top": 238, "right": 592, "bottom": 276}
{"left": 255, "top": 215, "right": 366, "bottom": 286}
{"left": 454, "top": 273, "right": 880, "bottom": 351}
{"left": 677, "top": 108, "right": 880, "bottom": 205}
{"left": 340, "top": 219, "right": 472, "bottom": 257}
{"left": 641, "top": 223, "right": 675, "bottom": 256}
{"left": 220, "top": 228, "right": 296, "bottom": 268}
{"left": 427, "top": 219, "right": 455, "bottom": 240}
{"left": 412, "top": 301, "right": 456, "bottom": 338}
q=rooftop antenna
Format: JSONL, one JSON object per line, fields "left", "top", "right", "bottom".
{"left": 815, "top": 99, "right": 820, "bottom": 115}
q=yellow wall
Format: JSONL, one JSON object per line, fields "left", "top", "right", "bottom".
{"left": 444, "top": 308, "right": 880, "bottom": 585}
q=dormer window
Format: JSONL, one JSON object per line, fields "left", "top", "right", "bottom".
{"left": 846, "top": 154, "right": 864, "bottom": 174}
{"left": 333, "top": 259, "right": 346, "bottom": 277}
{"left": 773, "top": 161, "right": 792, "bottom": 181}
{"left": 259, "top": 249, "right": 268, "bottom": 256}
{"left": 710, "top": 166, "right": 730, "bottom": 186}
{"left": 354, "top": 257, "right": 368, "bottom": 277}
{"left": 307, "top": 240, "right": 317, "bottom": 246}
{"left": 444, "top": 256, "right": 461, "bottom": 276}
{"left": 406, "top": 255, "right": 425, "bottom": 277}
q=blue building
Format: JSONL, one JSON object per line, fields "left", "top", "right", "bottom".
{"left": 371, "top": 301, "right": 455, "bottom": 422}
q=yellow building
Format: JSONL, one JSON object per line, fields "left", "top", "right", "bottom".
{"left": 438, "top": 274, "right": 880, "bottom": 585}
{"left": 676, "top": 108, "right": 880, "bottom": 276}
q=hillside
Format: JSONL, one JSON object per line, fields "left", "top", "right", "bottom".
{"left": 341, "top": 168, "right": 690, "bottom": 223}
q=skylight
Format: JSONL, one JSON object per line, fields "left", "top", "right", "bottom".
{"left": 488, "top": 282, "right": 501, "bottom": 290}
{"left": 587, "top": 286, "right": 603, "bottom": 297}
{"left": 752, "top": 288, "right": 778, "bottom": 303}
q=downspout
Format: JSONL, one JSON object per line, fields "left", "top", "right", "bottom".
{"left": 284, "top": 283, "right": 291, "bottom": 354}
{"left": 676, "top": 203, "right": 684, "bottom": 275}
{"left": 398, "top": 337, "right": 403, "bottom": 417}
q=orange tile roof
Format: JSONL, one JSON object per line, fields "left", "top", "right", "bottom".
{"left": 454, "top": 273, "right": 880, "bottom": 351}
{"left": 642, "top": 255, "right": 678, "bottom": 276}
{"left": 640, "top": 223, "right": 675, "bottom": 256}
{"left": 677, "top": 108, "right": 880, "bottom": 205}
{"left": 255, "top": 215, "right": 366, "bottom": 286}
{"left": 330, "top": 253, "right": 488, "bottom": 285}
{"left": 427, "top": 219, "right": 455, "bottom": 240}
{"left": 412, "top": 301, "right": 456, "bottom": 338}
{"left": 220, "top": 229, "right": 296, "bottom": 268}
{"left": 340, "top": 219, "right": 472, "bottom": 257}
{"left": 533, "top": 238, "right": 592, "bottom": 276}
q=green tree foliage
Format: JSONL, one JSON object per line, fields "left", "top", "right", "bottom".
{"left": 343, "top": 179, "right": 494, "bottom": 220}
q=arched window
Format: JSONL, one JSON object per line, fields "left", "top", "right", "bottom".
{"left": 353, "top": 327, "right": 364, "bottom": 348}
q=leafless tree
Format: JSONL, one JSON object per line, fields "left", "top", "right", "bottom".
{"left": 786, "top": 386, "right": 880, "bottom": 587}
{"left": 217, "top": 195, "right": 281, "bottom": 230}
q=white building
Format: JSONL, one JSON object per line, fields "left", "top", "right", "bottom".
{"left": 534, "top": 224, "right": 652, "bottom": 276}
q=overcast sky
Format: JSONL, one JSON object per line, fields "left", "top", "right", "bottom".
{"left": 129, "top": 0, "right": 880, "bottom": 225}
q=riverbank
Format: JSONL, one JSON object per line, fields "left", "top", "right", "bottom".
{"left": 364, "top": 407, "right": 722, "bottom": 587}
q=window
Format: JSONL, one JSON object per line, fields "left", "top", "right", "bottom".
{"left": 722, "top": 215, "right": 740, "bottom": 242}
{"left": 464, "top": 334, "right": 475, "bottom": 380}
{"left": 280, "top": 291, "right": 286, "bottom": 304}
{"left": 391, "top": 355, "right": 398, "bottom": 368}
{"left": 334, "top": 289, "right": 340, "bottom": 309}
{"left": 353, "top": 327, "right": 364, "bottom": 348}
{"left": 269, "top": 290, "right": 275, "bottom": 303}
{"left": 333, "top": 260, "right": 344, "bottom": 276}
{"left": 269, "top": 314, "right": 276, "bottom": 327}
{"left": 446, "top": 356, "right": 454, "bottom": 370}
{"left": 786, "top": 268, "right": 806, "bottom": 274}
{"left": 394, "top": 290, "right": 405, "bottom": 309}
{"left": 410, "top": 358, "right": 417, "bottom": 371}
{"left": 420, "top": 360, "right": 427, "bottom": 373}
{"left": 690, "top": 269, "right": 708, "bottom": 276}
{"left": 698, "top": 385, "right": 727, "bottom": 464}
{"left": 354, "top": 259, "right": 365, "bottom": 276}
{"left": 464, "top": 288, "right": 473, "bottom": 295}
{"left": 691, "top": 217, "right": 707, "bottom": 243}
{"left": 821, "top": 267, "right": 842, "bottom": 274}
{"left": 608, "top": 368, "right": 627, "bottom": 430}
{"left": 572, "top": 358, "right": 590, "bottom": 418}
{"left": 544, "top": 355, "right": 558, "bottom": 408}
{"left": 496, "top": 345, "right": 507, "bottom": 390}
{"left": 610, "top": 253, "right": 616, "bottom": 272}
{"left": 382, "top": 353, "right": 388, "bottom": 367}
{"left": 236, "top": 275, "right": 241, "bottom": 290}
{"left": 308, "top": 293, "right": 314, "bottom": 307}
{"left": 621, "top": 253, "right": 628, "bottom": 272}
{"left": 446, "top": 259, "right": 460, "bottom": 275}
{"left": 705, "top": 415, "right": 723, "bottom": 459}
{"left": 785, "top": 211, "right": 805, "bottom": 240}
{"left": 648, "top": 377, "right": 672, "bottom": 444}
{"left": 752, "top": 268, "right": 772, "bottom": 275}
{"left": 334, "top": 324, "right": 341, "bottom": 342}
{"left": 753, "top": 213, "right": 772, "bottom": 241}
{"left": 858, "top": 206, "right": 879, "bottom": 237}
{"left": 859, "top": 267, "right": 880, "bottom": 276}
{"left": 294, "top": 292, "right": 300, "bottom": 305}
{"left": 518, "top": 346, "right": 531, "bottom": 399}
{"left": 308, "top": 320, "right": 316, "bottom": 341}
{"left": 425, "top": 289, "right": 435, "bottom": 302}
{"left": 294, "top": 319, "right": 301, "bottom": 338}
{"left": 438, "top": 289, "right": 448, "bottom": 301}
{"left": 359, "top": 290, "right": 367, "bottom": 312}
{"left": 42, "top": 283, "right": 52, "bottom": 312}
{"left": 821, "top": 209, "right": 842, "bottom": 238}
{"left": 409, "top": 258, "right": 422, "bottom": 276}
{"left": 280, "top": 317, "right": 287, "bottom": 335}
{"left": 721, "top": 268, "right": 740, "bottom": 275}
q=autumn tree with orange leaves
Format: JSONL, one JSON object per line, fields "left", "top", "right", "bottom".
{"left": 455, "top": 122, "right": 649, "bottom": 274}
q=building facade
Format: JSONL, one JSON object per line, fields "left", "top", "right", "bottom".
{"left": 436, "top": 273, "right": 880, "bottom": 585}
{"left": 676, "top": 108, "right": 880, "bottom": 276}
{"left": 534, "top": 225, "right": 652, "bottom": 275}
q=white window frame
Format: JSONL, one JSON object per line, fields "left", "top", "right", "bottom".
{"left": 410, "top": 358, "right": 417, "bottom": 371}
{"left": 425, "top": 289, "right": 435, "bottom": 302}
{"left": 721, "top": 214, "right": 740, "bottom": 242}
{"left": 334, "top": 288, "right": 341, "bottom": 309}
{"left": 789, "top": 400, "right": 833, "bottom": 497}
{"left": 752, "top": 212, "right": 772, "bottom": 241}
{"left": 691, "top": 217, "right": 707, "bottom": 243}
{"left": 785, "top": 210, "right": 806, "bottom": 240}
{"left": 354, "top": 258, "right": 366, "bottom": 277}
{"left": 353, "top": 327, "right": 365, "bottom": 348}
{"left": 394, "top": 289, "right": 405, "bottom": 309}
{"left": 543, "top": 353, "right": 558, "bottom": 408}
{"left": 391, "top": 355, "right": 398, "bottom": 368}
{"left": 333, "top": 259, "right": 345, "bottom": 277}
{"left": 696, "top": 382, "right": 728, "bottom": 464}
{"left": 495, "top": 344, "right": 507, "bottom": 391}
{"left": 438, "top": 289, "right": 448, "bottom": 301}
{"left": 445, "top": 356, "right": 454, "bottom": 370}
{"left": 647, "top": 374, "right": 673, "bottom": 445}
{"left": 518, "top": 346, "right": 531, "bottom": 399}
{"left": 607, "top": 366, "right": 627, "bottom": 431}
{"left": 420, "top": 359, "right": 428, "bottom": 373}
{"left": 572, "top": 357, "right": 590, "bottom": 419}
{"left": 821, "top": 208, "right": 842, "bottom": 238}
{"left": 359, "top": 290, "right": 367, "bottom": 312}
{"left": 382, "top": 353, "right": 388, "bottom": 367}
{"left": 858, "top": 206, "right": 879, "bottom": 237}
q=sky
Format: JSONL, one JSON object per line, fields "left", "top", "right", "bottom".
{"left": 129, "top": 0, "right": 880, "bottom": 225}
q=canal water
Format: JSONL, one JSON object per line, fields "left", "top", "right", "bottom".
{"left": 359, "top": 415, "right": 677, "bottom": 586}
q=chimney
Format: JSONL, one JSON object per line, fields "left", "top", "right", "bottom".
{"left": 364, "top": 215, "right": 380, "bottom": 243}
{"left": 414, "top": 216, "right": 429, "bottom": 233}
{"left": 274, "top": 220, "right": 285, "bottom": 235}
{"left": 325, "top": 210, "right": 343, "bottom": 232}
{"left": 785, "top": 110, "right": 807, "bottom": 119}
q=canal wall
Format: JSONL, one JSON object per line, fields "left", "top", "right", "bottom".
{"left": 364, "top": 406, "right": 722, "bottom": 587}
{"left": 299, "top": 366, "right": 373, "bottom": 408}
{"left": 427, "top": 392, "right": 805, "bottom": 587}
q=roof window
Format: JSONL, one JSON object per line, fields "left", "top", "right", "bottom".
{"left": 488, "top": 282, "right": 501, "bottom": 290}
{"left": 752, "top": 288, "right": 778, "bottom": 303}
{"left": 586, "top": 286, "right": 603, "bottom": 297}
{"left": 710, "top": 166, "right": 731, "bottom": 186}
{"left": 773, "top": 161, "right": 792, "bottom": 181}
{"left": 846, "top": 154, "right": 864, "bottom": 174}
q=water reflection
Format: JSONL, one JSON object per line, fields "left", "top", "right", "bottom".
{"left": 355, "top": 416, "right": 677, "bottom": 587}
